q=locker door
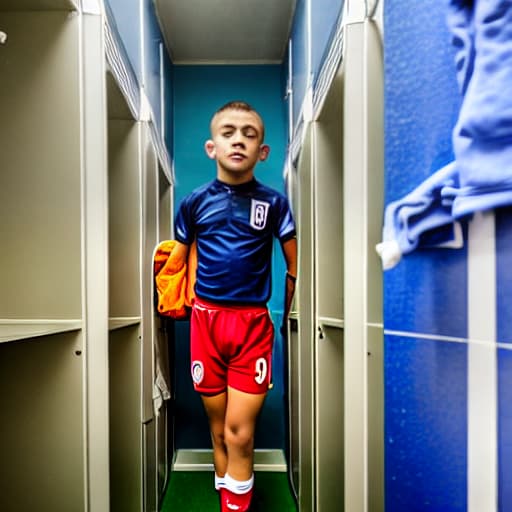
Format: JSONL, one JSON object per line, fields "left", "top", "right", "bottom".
{"left": 289, "top": 124, "right": 316, "bottom": 512}
{"left": 141, "top": 127, "right": 159, "bottom": 511}
{"left": 313, "top": 65, "right": 345, "bottom": 511}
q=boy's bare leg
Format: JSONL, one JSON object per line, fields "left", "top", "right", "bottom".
{"left": 224, "top": 386, "right": 267, "bottom": 480}
{"left": 201, "top": 392, "right": 228, "bottom": 478}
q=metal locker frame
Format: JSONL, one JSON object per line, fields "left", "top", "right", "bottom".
{"left": 343, "top": 16, "right": 384, "bottom": 512}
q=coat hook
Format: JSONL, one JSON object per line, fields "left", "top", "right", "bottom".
{"left": 0, "top": 31, "right": 7, "bottom": 44}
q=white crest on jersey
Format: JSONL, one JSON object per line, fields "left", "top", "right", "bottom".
{"left": 191, "top": 360, "right": 204, "bottom": 384}
{"left": 250, "top": 199, "right": 270, "bottom": 230}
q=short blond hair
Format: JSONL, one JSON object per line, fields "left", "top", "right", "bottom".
{"left": 211, "top": 101, "right": 265, "bottom": 142}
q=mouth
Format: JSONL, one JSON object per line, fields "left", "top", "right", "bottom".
{"left": 229, "top": 152, "right": 246, "bottom": 161}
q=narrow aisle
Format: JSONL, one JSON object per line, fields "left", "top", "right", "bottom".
{"left": 160, "top": 472, "right": 297, "bottom": 511}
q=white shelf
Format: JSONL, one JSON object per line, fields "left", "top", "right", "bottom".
{"left": 318, "top": 316, "right": 345, "bottom": 330}
{"left": 109, "top": 317, "right": 141, "bottom": 331}
{"left": 0, "top": 319, "right": 82, "bottom": 343}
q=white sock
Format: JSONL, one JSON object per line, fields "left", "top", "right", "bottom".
{"left": 224, "top": 472, "right": 254, "bottom": 494}
{"left": 215, "top": 473, "right": 225, "bottom": 490}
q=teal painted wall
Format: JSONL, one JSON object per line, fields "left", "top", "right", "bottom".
{"left": 172, "top": 65, "right": 290, "bottom": 449}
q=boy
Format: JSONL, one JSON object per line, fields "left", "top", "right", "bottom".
{"left": 173, "top": 101, "right": 297, "bottom": 512}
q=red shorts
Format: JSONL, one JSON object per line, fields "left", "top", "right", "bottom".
{"left": 190, "top": 298, "right": 274, "bottom": 395}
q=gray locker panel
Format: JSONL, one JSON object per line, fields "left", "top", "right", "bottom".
{"left": 109, "top": 325, "right": 143, "bottom": 512}
{"left": 107, "top": 72, "right": 134, "bottom": 121}
{"left": 314, "top": 71, "right": 344, "bottom": 321}
{"left": 0, "top": 11, "right": 81, "bottom": 320}
{"left": 367, "top": 324, "right": 384, "bottom": 512}
{"left": 295, "top": 124, "right": 315, "bottom": 512}
{"left": 156, "top": 398, "right": 168, "bottom": 503}
{"left": 316, "top": 324, "right": 344, "bottom": 511}
{"left": 108, "top": 119, "right": 142, "bottom": 319}
{"left": 0, "top": 332, "right": 84, "bottom": 511}
{"left": 144, "top": 420, "right": 158, "bottom": 512}
{"left": 314, "top": 64, "right": 344, "bottom": 511}
{"left": 141, "top": 129, "right": 159, "bottom": 423}
{"left": 287, "top": 312, "right": 300, "bottom": 498}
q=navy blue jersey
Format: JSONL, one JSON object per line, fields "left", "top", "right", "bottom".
{"left": 175, "top": 178, "right": 296, "bottom": 305}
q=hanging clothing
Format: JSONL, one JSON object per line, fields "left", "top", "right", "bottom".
{"left": 154, "top": 239, "right": 197, "bottom": 318}
{"left": 378, "top": 0, "right": 512, "bottom": 269}
{"left": 447, "top": 0, "right": 512, "bottom": 217}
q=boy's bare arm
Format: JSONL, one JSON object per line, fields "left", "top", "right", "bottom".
{"left": 281, "top": 237, "right": 297, "bottom": 321}
{"left": 171, "top": 240, "right": 190, "bottom": 266}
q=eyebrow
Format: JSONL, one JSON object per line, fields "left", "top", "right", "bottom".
{"left": 219, "top": 124, "right": 259, "bottom": 132}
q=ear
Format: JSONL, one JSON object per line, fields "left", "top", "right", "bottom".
{"left": 259, "top": 144, "right": 270, "bottom": 161}
{"left": 204, "top": 140, "right": 216, "bottom": 159}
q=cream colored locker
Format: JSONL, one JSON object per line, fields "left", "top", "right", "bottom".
{"left": 343, "top": 19, "right": 384, "bottom": 512}
{"left": 0, "top": 2, "right": 110, "bottom": 511}
{"left": 107, "top": 71, "right": 144, "bottom": 512}
{"left": 313, "top": 65, "right": 345, "bottom": 511}
{"left": 289, "top": 124, "right": 316, "bottom": 512}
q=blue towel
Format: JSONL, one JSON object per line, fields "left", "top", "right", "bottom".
{"left": 378, "top": 0, "right": 512, "bottom": 269}
{"left": 376, "top": 162, "right": 463, "bottom": 269}
{"left": 447, "top": 0, "right": 512, "bottom": 217}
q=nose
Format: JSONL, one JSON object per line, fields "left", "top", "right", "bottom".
{"left": 231, "top": 130, "right": 245, "bottom": 148}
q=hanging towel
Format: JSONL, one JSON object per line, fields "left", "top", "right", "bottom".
{"left": 153, "top": 319, "right": 172, "bottom": 416}
{"left": 376, "top": 162, "right": 463, "bottom": 270}
{"left": 447, "top": 0, "right": 512, "bottom": 217}
{"left": 154, "top": 239, "right": 196, "bottom": 318}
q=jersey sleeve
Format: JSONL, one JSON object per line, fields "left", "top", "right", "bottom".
{"left": 174, "top": 195, "right": 195, "bottom": 245}
{"left": 274, "top": 194, "right": 296, "bottom": 242}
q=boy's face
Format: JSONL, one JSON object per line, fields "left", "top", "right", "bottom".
{"left": 205, "top": 109, "right": 269, "bottom": 181}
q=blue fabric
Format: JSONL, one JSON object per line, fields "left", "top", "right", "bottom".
{"left": 448, "top": 0, "right": 512, "bottom": 217}
{"left": 381, "top": 162, "right": 458, "bottom": 253}
{"left": 175, "top": 178, "right": 296, "bottom": 305}
{"left": 379, "top": 0, "right": 512, "bottom": 268}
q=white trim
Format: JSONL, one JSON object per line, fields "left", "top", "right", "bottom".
{"left": 172, "top": 449, "right": 287, "bottom": 472}
{"left": 81, "top": 0, "right": 102, "bottom": 15}
{"left": 343, "top": 20, "right": 369, "bottom": 512}
{"left": 345, "top": 0, "right": 367, "bottom": 23}
{"left": 467, "top": 211, "right": 497, "bottom": 512}
{"left": 79, "top": 10, "right": 110, "bottom": 511}
{"left": 169, "top": 58, "right": 283, "bottom": 66}
{"left": 160, "top": 42, "right": 165, "bottom": 140}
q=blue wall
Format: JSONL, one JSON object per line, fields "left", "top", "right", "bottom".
{"left": 311, "top": 0, "right": 343, "bottom": 85}
{"left": 384, "top": 2, "right": 468, "bottom": 510}
{"left": 172, "top": 65, "right": 289, "bottom": 449}
{"left": 105, "top": 0, "right": 142, "bottom": 81}
{"left": 290, "top": 0, "right": 308, "bottom": 129}
{"left": 497, "top": 207, "right": 512, "bottom": 510}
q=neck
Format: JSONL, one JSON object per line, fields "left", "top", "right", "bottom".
{"left": 216, "top": 167, "right": 255, "bottom": 185}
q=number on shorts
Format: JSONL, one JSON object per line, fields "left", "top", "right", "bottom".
{"left": 255, "top": 357, "right": 267, "bottom": 385}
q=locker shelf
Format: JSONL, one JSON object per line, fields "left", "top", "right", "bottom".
{"left": 318, "top": 316, "right": 345, "bottom": 330}
{"left": 109, "top": 316, "right": 141, "bottom": 331}
{"left": 0, "top": 319, "right": 82, "bottom": 343}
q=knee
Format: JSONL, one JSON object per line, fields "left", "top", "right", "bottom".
{"left": 210, "top": 427, "right": 226, "bottom": 448}
{"left": 224, "top": 423, "right": 253, "bottom": 453}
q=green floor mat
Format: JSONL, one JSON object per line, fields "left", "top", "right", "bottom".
{"left": 160, "top": 471, "right": 298, "bottom": 511}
